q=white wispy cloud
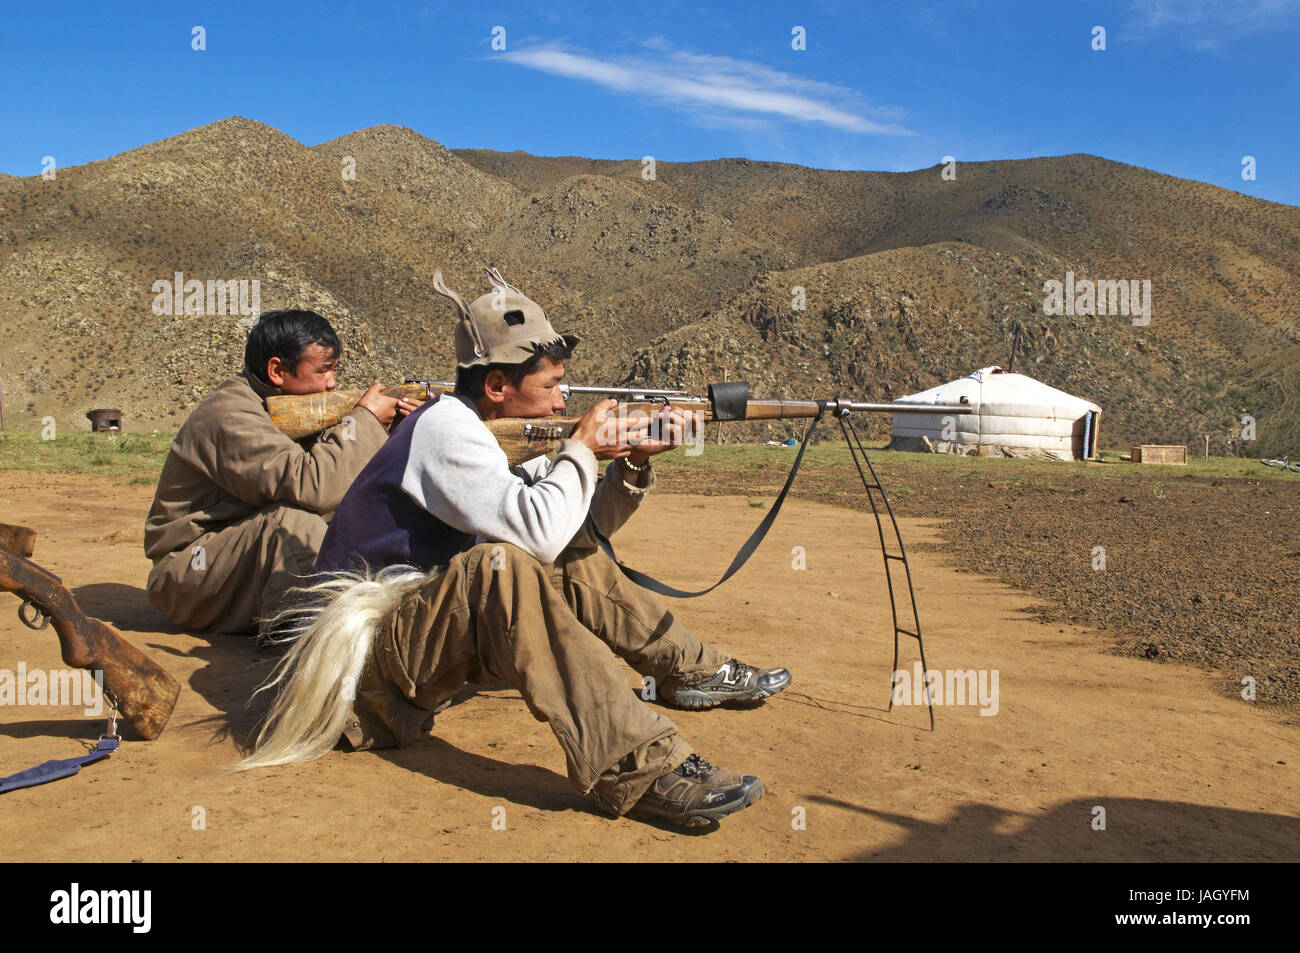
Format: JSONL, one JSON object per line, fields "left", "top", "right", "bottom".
{"left": 498, "top": 46, "right": 913, "bottom": 136}
{"left": 1129, "top": 0, "right": 1300, "bottom": 48}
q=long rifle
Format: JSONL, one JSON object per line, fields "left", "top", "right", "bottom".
{"left": 482, "top": 382, "right": 970, "bottom": 466}
{"left": 406, "top": 379, "right": 690, "bottom": 402}
{"left": 267, "top": 379, "right": 971, "bottom": 466}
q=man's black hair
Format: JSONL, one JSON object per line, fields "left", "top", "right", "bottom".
{"left": 454, "top": 339, "right": 573, "bottom": 399}
{"left": 244, "top": 310, "right": 342, "bottom": 385}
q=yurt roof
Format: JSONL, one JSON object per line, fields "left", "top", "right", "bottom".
{"left": 897, "top": 367, "right": 1101, "bottom": 416}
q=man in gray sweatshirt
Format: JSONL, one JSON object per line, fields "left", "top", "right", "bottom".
{"left": 313, "top": 269, "right": 791, "bottom": 826}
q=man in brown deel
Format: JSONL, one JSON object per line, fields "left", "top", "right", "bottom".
{"left": 237, "top": 271, "right": 791, "bottom": 828}
{"left": 144, "top": 309, "right": 418, "bottom": 643}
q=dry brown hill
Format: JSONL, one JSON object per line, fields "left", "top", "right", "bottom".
{"left": 625, "top": 243, "right": 1193, "bottom": 445}
{"left": 311, "top": 125, "right": 517, "bottom": 237}
{"left": 460, "top": 148, "right": 1300, "bottom": 452}
{"left": 457, "top": 150, "right": 1300, "bottom": 359}
{"left": 480, "top": 174, "right": 787, "bottom": 342}
{"left": 0, "top": 119, "right": 580, "bottom": 424}
{"left": 0, "top": 119, "right": 1295, "bottom": 456}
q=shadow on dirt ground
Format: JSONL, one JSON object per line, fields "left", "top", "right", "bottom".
{"left": 812, "top": 794, "right": 1300, "bottom": 861}
{"left": 71, "top": 582, "right": 177, "bottom": 634}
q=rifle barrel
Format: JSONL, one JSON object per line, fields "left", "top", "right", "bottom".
{"left": 398, "top": 379, "right": 962, "bottom": 415}
{"left": 722, "top": 400, "right": 974, "bottom": 420}
{"left": 406, "top": 379, "right": 687, "bottom": 399}
{"left": 830, "top": 401, "right": 973, "bottom": 415}
{"left": 563, "top": 385, "right": 688, "bottom": 397}
{"left": 534, "top": 398, "right": 974, "bottom": 421}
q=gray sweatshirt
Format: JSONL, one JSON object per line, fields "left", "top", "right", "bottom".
{"left": 394, "top": 394, "right": 653, "bottom": 564}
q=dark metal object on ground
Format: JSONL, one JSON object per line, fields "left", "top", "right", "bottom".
{"left": 86, "top": 408, "right": 123, "bottom": 432}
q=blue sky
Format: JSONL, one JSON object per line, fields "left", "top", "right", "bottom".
{"left": 3, "top": 0, "right": 1297, "bottom": 204}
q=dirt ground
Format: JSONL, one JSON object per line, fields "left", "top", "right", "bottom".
{"left": 0, "top": 471, "right": 1295, "bottom": 861}
{"left": 668, "top": 453, "right": 1300, "bottom": 711}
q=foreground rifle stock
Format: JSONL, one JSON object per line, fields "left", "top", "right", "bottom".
{"left": 0, "top": 529, "right": 180, "bottom": 739}
{"left": 265, "top": 383, "right": 433, "bottom": 441}
{"left": 268, "top": 380, "right": 972, "bottom": 466}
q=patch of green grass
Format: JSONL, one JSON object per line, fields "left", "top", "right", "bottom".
{"left": 0, "top": 429, "right": 174, "bottom": 480}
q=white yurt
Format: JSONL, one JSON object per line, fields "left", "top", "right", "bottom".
{"left": 887, "top": 366, "right": 1102, "bottom": 461}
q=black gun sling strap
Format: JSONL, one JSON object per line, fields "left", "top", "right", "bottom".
{"left": 592, "top": 409, "right": 824, "bottom": 599}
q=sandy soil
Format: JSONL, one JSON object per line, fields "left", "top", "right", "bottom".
{"left": 0, "top": 472, "right": 1295, "bottom": 861}
{"left": 667, "top": 454, "right": 1300, "bottom": 711}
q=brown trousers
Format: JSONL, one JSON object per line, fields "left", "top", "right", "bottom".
{"left": 353, "top": 541, "right": 730, "bottom": 815}
{"left": 146, "top": 505, "right": 327, "bottom": 638}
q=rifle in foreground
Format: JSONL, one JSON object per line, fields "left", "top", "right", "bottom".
{"left": 0, "top": 527, "right": 180, "bottom": 739}
{"left": 268, "top": 380, "right": 972, "bottom": 467}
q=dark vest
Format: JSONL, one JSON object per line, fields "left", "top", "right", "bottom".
{"left": 315, "top": 394, "right": 477, "bottom": 574}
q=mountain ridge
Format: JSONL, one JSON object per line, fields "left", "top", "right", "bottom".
{"left": 0, "top": 117, "right": 1295, "bottom": 455}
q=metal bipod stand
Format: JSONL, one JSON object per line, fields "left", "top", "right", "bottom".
{"left": 835, "top": 409, "right": 936, "bottom": 730}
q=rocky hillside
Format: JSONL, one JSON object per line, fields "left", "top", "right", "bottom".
{"left": 459, "top": 149, "right": 1299, "bottom": 452}
{"left": 0, "top": 117, "right": 1295, "bottom": 456}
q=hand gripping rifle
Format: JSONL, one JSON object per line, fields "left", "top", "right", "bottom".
{"left": 0, "top": 525, "right": 180, "bottom": 740}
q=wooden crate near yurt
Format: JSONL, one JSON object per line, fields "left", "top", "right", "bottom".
{"left": 1132, "top": 445, "right": 1187, "bottom": 465}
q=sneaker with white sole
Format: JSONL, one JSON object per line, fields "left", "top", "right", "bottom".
{"left": 628, "top": 754, "right": 764, "bottom": 827}
{"left": 662, "top": 659, "right": 792, "bottom": 710}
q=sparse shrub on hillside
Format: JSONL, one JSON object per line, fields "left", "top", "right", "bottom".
{"left": 1225, "top": 387, "right": 1256, "bottom": 414}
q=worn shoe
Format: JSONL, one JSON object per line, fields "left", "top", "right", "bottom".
{"left": 662, "top": 659, "right": 792, "bottom": 710}
{"left": 628, "top": 754, "right": 764, "bottom": 827}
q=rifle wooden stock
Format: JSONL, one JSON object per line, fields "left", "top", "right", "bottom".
{"left": 0, "top": 523, "right": 36, "bottom": 557}
{"left": 266, "top": 383, "right": 436, "bottom": 440}
{"left": 0, "top": 543, "right": 181, "bottom": 739}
